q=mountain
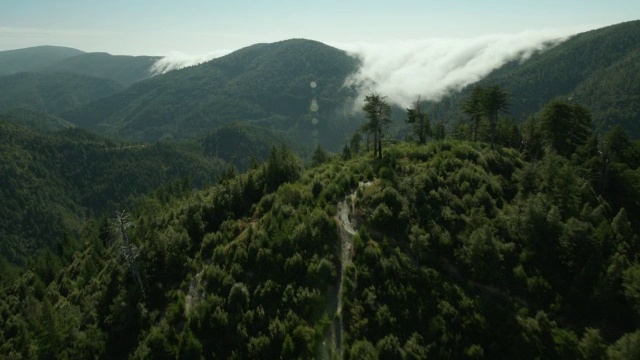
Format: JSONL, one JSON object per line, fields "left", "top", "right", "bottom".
{"left": 2, "top": 137, "right": 639, "bottom": 358}
{"left": 0, "top": 72, "right": 124, "bottom": 115}
{"left": 428, "top": 20, "right": 640, "bottom": 137}
{"left": 64, "top": 39, "right": 361, "bottom": 150}
{"left": 203, "top": 122, "right": 311, "bottom": 170}
{"left": 1, "top": 108, "right": 75, "bottom": 132}
{"left": 0, "top": 45, "right": 85, "bottom": 75}
{"left": 40, "top": 52, "right": 160, "bottom": 86}
{"left": 0, "top": 120, "right": 224, "bottom": 264}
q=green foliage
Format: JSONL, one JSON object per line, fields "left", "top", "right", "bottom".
{"left": 350, "top": 339, "right": 378, "bottom": 360}
{"left": 462, "top": 84, "right": 509, "bottom": 147}
{"left": 1, "top": 108, "right": 75, "bottom": 132}
{"left": 406, "top": 98, "right": 431, "bottom": 145}
{"left": 540, "top": 99, "right": 592, "bottom": 157}
{"left": 608, "top": 331, "right": 640, "bottom": 360}
{"left": 0, "top": 72, "right": 123, "bottom": 115}
{"left": 362, "top": 93, "right": 392, "bottom": 159}
{"left": 264, "top": 145, "right": 303, "bottom": 192}
{"left": 2, "top": 97, "right": 640, "bottom": 359}
{"left": 311, "top": 144, "right": 329, "bottom": 167}
{"left": 0, "top": 120, "right": 223, "bottom": 263}
{"left": 203, "top": 122, "right": 300, "bottom": 171}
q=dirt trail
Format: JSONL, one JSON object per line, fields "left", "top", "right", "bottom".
{"left": 320, "top": 181, "right": 370, "bottom": 359}
{"left": 185, "top": 269, "right": 205, "bottom": 315}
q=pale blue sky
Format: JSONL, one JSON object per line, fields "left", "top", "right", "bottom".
{"left": 1, "top": 0, "right": 638, "bottom": 55}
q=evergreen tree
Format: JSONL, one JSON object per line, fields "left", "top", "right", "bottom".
{"left": 406, "top": 97, "right": 431, "bottom": 145}
{"left": 462, "top": 86, "right": 485, "bottom": 142}
{"left": 311, "top": 144, "right": 328, "bottom": 166}
{"left": 540, "top": 99, "right": 592, "bottom": 157}
{"left": 482, "top": 85, "right": 510, "bottom": 148}
{"left": 350, "top": 131, "right": 362, "bottom": 155}
{"left": 362, "top": 93, "right": 391, "bottom": 159}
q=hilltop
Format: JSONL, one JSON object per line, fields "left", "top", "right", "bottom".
{"left": 1, "top": 135, "right": 639, "bottom": 358}
{"left": 0, "top": 45, "right": 85, "bottom": 75}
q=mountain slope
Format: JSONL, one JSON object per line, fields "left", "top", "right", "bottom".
{"left": 1, "top": 108, "right": 75, "bottom": 131}
{"left": 0, "top": 72, "right": 124, "bottom": 115}
{"left": 2, "top": 139, "right": 639, "bottom": 358}
{"left": 202, "top": 122, "right": 312, "bottom": 170}
{"left": 64, "top": 39, "right": 361, "bottom": 149}
{"left": 0, "top": 120, "right": 224, "bottom": 263}
{"left": 429, "top": 20, "right": 640, "bottom": 136}
{"left": 0, "top": 45, "right": 85, "bottom": 75}
{"left": 40, "top": 52, "right": 160, "bottom": 86}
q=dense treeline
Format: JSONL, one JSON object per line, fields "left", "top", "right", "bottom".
{"left": 2, "top": 31, "right": 640, "bottom": 357}
{"left": 0, "top": 72, "right": 124, "bottom": 115}
{"left": 2, "top": 92, "right": 640, "bottom": 357}
{"left": 0, "top": 120, "right": 224, "bottom": 264}
{"left": 343, "top": 139, "right": 640, "bottom": 358}
{"left": 0, "top": 145, "right": 348, "bottom": 358}
{"left": 202, "top": 122, "right": 309, "bottom": 171}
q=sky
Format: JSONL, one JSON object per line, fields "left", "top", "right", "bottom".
{"left": 1, "top": 0, "right": 638, "bottom": 56}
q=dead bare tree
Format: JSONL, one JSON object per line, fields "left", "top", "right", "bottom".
{"left": 113, "top": 210, "right": 146, "bottom": 299}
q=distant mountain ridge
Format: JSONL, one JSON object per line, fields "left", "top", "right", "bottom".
{"left": 2, "top": 20, "right": 640, "bottom": 146}
{"left": 40, "top": 52, "right": 160, "bottom": 86}
{"left": 63, "top": 39, "right": 361, "bottom": 149}
{"left": 0, "top": 45, "right": 159, "bottom": 86}
{"left": 0, "top": 72, "right": 124, "bottom": 115}
{"left": 0, "top": 45, "right": 85, "bottom": 75}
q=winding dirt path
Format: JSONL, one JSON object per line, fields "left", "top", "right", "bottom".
{"left": 321, "top": 181, "right": 370, "bottom": 359}
{"left": 334, "top": 195, "right": 356, "bottom": 356}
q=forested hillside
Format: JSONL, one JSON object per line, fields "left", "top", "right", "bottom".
{"left": 1, "top": 18, "right": 640, "bottom": 360}
{"left": 0, "top": 120, "right": 224, "bottom": 264}
{"left": 2, "top": 105, "right": 640, "bottom": 357}
{"left": 0, "top": 72, "right": 124, "bottom": 115}
{"left": 1, "top": 108, "right": 75, "bottom": 132}
{"left": 202, "top": 122, "right": 308, "bottom": 171}
{"left": 40, "top": 52, "right": 160, "bottom": 86}
{"left": 427, "top": 20, "right": 640, "bottom": 136}
{"left": 63, "top": 39, "right": 361, "bottom": 149}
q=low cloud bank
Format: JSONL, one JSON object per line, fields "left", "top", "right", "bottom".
{"left": 150, "top": 49, "right": 231, "bottom": 75}
{"left": 338, "top": 28, "right": 587, "bottom": 108}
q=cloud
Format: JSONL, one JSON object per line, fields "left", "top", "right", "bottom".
{"left": 336, "top": 27, "right": 590, "bottom": 108}
{"left": 150, "top": 49, "right": 232, "bottom": 75}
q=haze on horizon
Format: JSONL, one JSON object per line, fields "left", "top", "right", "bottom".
{"left": 1, "top": 0, "right": 639, "bottom": 56}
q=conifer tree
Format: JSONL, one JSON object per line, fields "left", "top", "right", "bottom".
{"left": 406, "top": 96, "right": 431, "bottom": 145}
{"left": 362, "top": 93, "right": 391, "bottom": 159}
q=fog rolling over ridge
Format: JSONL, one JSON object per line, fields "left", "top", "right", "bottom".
{"left": 148, "top": 27, "right": 590, "bottom": 108}
{"left": 338, "top": 27, "right": 589, "bottom": 108}
{"left": 150, "top": 49, "right": 231, "bottom": 75}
